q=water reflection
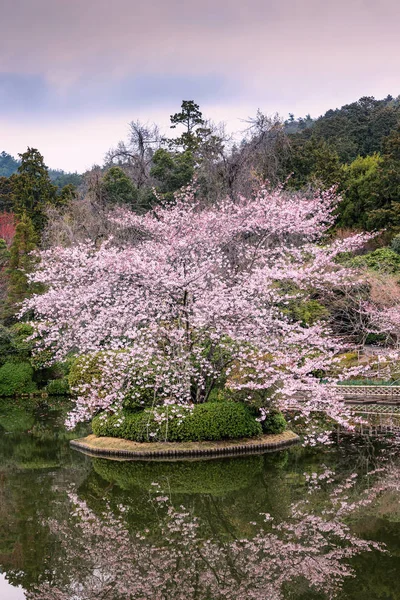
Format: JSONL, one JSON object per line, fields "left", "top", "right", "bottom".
{"left": 0, "top": 573, "right": 25, "bottom": 599}
{"left": 0, "top": 400, "right": 400, "bottom": 599}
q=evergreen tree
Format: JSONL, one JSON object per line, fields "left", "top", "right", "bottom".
{"left": 168, "top": 100, "right": 206, "bottom": 152}
{"left": 12, "top": 148, "right": 57, "bottom": 234}
{"left": 150, "top": 149, "right": 195, "bottom": 202}
{"left": 285, "top": 138, "right": 342, "bottom": 190}
{"left": 59, "top": 183, "right": 79, "bottom": 204}
{"left": 337, "top": 154, "right": 382, "bottom": 229}
{"left": 102, "top": 167, "right": 138, "bottom": 205}
{"left": 0, "top": 175, "right": 15, "bottom": 212}
{"left": 4, "top": 213, "right": 38, "bottom": 319}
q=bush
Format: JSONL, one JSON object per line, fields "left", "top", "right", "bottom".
{"left": 68, "top": 353, "right": 104, "bottom": 390}
{"left": 122, "top": 385, "right": 160, "bottom": 412}
{"left": 46, "top": 378, "right": 70, "bottom": 395}
{"left": 92, "top": 401, "right": 262, "bottom": 443}
{"left": 391, "top": 234, "right": 400, "bottom": 255}
{"left": 338, "top": 378, "right": 396, "bottom": 386}
{"left": 69, "top": 352, "right": 156, "bottom": 410}
{"left": 261, "top": 409, "right": 287, "bottom": 434}
{"left": 0, "top": 361, "right": 37, "bottom": 396}
{"left": 347, "top": 248, "right": 400, "bottom": 273}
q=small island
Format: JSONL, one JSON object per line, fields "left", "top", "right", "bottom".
{"left": 71, "top": 400, "right": 297, "bottom": 457}
{"left": 71, "top": 431, "right": 299, "bottom": 459}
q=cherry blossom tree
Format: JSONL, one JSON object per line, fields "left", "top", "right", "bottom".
{"left": 23, "top": 184, "right": 378, "bottom": 427}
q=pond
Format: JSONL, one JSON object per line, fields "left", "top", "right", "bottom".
{"left": 1, "top": 399, "right": 400, "bottom": 599}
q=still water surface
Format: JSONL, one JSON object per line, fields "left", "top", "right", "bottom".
{"left": 0, "top": 399, "right": 400, "bottom": 599}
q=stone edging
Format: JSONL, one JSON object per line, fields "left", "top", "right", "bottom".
{"left": 70, "top": 431, "right": 299, "bottom": 460}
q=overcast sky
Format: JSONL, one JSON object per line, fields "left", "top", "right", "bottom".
{"left": 1, "top": 0, "right": 400, "bottom": 172}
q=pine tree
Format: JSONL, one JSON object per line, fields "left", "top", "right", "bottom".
{"left": 12, "top": 148, "right": 57, "bottom": 234}
{"left": 168, "top": 100, "right": 206, "bottom": 152}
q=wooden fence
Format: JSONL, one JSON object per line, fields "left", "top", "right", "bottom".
{"left": 336, "top": 385, "right": 400, "bottom": 404}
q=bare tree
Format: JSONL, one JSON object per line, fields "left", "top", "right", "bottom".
{"left": 241, "top": 110, "right": 291, "bottom": 185}
{"left": 106, "top": 120, "right": 161, "bottom": 189}
{"left": 197, "top": 112, "right": 291, "bottom": 201}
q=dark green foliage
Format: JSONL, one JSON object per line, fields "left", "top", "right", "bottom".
{"left": 346, "top": 248, "right": 400, "bottom": 273}
{"left": 150, "top": 149, "right": 195, "bottom": 202}
{"left": 0, "top": 361, "right": 37, "bottom": 396}
{"left": 59, "top": 183, "right": 78, "bottom": 204}
{"left": 169, "top": 100, "right": 205, "bottom": 152}
{"left": 0, "top": 323, "right": 35, "bottom": 368}
{"left": 0, "top": 175, "right": 15, "bottom": 212}
{"left": 12, "top": 148, "right": 58, "bottom": 233}
{"left": 46, "top": 378, "right": 70, "bottom": 396}
{"left": 281, "top": 297, "right": 328, "bottom": 326}
{"left": 391, "top": 234, "right": 400, "bottom": 255}
{"left": 283, "top": 96, "right": 400, "bottom": 233}
{"left": 93, "top": 455, "right": 263, "bottom": 495}
{"left": 309, "top": 96, "right": 400, "bottom": 162}
{"left": 337, "top": 154, "right": 382, "bottom": 229}
{"left": 92, "top": 402, "right": 262, "bottom": 442}
{"left": 49, "top": 170, "right": 82, "bottom": 190}
{"left": 68, "top": 353, "right": 104, "bottom": 390}
{"left": 122, "top": 386, "right": 158, "bottom": 412}
{"left": 4, "top": 213, "right": 37, "bottom": 316}
{"left": 102, "top": 166, "right": 138, "bottom": 206}
{"left": 261, "top": 410, "right": 287, "bottom": 434}
{"left": 285, "top": 138, "right": 343, "bottom": 190}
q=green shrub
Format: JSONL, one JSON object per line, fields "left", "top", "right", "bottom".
{"left": 122, "top": 385, "right": 160, "bottom": 412}
{"left": 92, "top": 401, "right": 262, "bottom": 443}
{"left": 261, "top": 409, "right": 287, "bottom": 434}
{"left": 347, "top": 248, "right": 400, "bottom": 273}
{"left": 0, "top": 362, "right": 37, "bottom": 396}
{"left": 284, "top": 299, "right": 328, "bottom": 326}
{"left": 391, "top": 234, "right": 400, "bottom": 255}
{"left": 338, "top": 378, "right": 396, "bottom": 386}
{"left": 69, "top": 352, "right": 156, "bottom": 410}
{"left": 68, "top": 353, "right": 104, "bottom": 390}
{"left": 46, "top": 378, "right": 70, "bottom": 395}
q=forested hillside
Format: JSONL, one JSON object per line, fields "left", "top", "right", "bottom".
{"left": 0, "top": 151, "right": 82, "bottom": 190}
{"left": 282, "top": 95, "right": 400, "bottom": 231}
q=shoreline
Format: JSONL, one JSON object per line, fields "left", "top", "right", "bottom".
{"left": 70, "top": 430, "right": 300, "bottom": 460}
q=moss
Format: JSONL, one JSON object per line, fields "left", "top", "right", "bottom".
{"left": 92, "top": 401, "right": 262, "bottom": 443}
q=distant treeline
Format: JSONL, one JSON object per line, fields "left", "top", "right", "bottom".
{"left": 3, "top": 94, "right": 400, "bottom": 232}
{"left": 0, "top": 151, "right": 82, "bottom": 190}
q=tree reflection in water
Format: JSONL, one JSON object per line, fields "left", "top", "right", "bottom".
{"left": 27, "top": 460, "right": 396, "bottom": 600}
